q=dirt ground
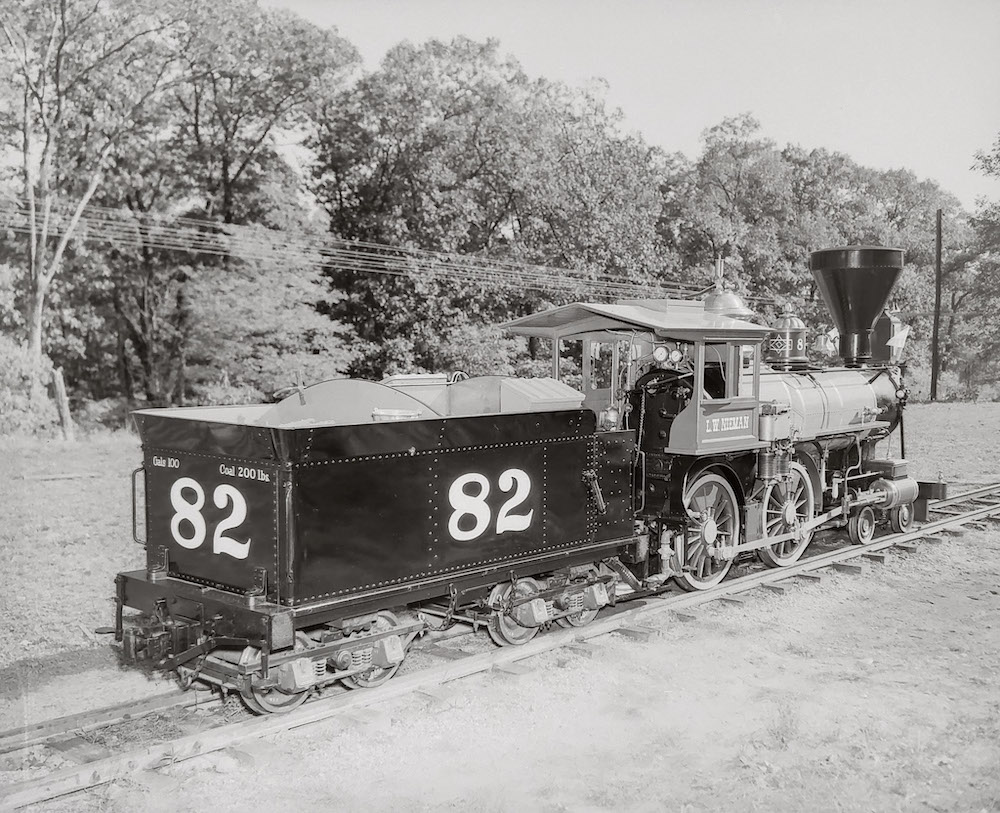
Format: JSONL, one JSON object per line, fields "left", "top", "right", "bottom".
{"left": 3, "top": 403, "right": 1000, "bottom": 811}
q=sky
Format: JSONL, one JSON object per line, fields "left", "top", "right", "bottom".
{"left": 264, "top": 0, "right": 1000, "bottom": 211}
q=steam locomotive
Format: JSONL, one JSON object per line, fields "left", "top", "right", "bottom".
{"left": 115, "top": 246, "right": 930, "bottom": 713}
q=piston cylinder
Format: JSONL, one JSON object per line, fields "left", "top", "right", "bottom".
{"left": 871, "top": 476, "right": 918, "bottom": 509}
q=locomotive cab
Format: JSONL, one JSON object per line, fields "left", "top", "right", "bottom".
{"left": 503, "top": 301, "right": 771, "bottom": 455}
{"left": 643, "top": 338, "right": 764, "bottom": 456}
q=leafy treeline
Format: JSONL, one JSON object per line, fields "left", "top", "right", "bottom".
{"left": 1, "top": 0, "right": 998, "bottom": 431}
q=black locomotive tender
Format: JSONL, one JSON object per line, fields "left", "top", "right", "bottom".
{"left": 117, "top": 246, "right": 940, "bottom": 713}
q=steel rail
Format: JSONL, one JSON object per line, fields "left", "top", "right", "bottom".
{"left": 0, "top": 624, "right": 476, "bottom": 759}
{"left": 0, "top": 690, "right": 200, "bottom": 757}
{"left": 927, "top": 482, "right": 1000, "bottom": 509}
{"left": 4, "top": 483, "right": 999, "bottom": 810}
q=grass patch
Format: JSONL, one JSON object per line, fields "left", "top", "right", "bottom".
{"left": 0, "top": 431, "right": 144, "bottom": 669}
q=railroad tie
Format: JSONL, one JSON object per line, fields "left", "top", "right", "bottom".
{"left": 831, "top": 562, "right": 864, "bottom": 575}
{"left": 416, "top": 687, "right": 458, "bottom": 705}
{"left": 421, "top": 644, "right": 469, "bottom": 661}
{"left": 794, "top": 572, "right": 824, "bottom": 583}
{"left": 615, "top": 625, "right": 658, "bottom": 642}
{"left": 493, "top": 662, "right": 532, "bottom": 677}
{"left": 565, "top": 642, "right": 600, "bottom": 659}
{"left": 339, "top": 708, "right": 391, "bottom": 732}
{"left": 719, "top": 595, "right": 747, "bottom": 605}
{"left": 862, "top": 552, "right": 887, "bottom": 563}
{"left": 47, "top": 736, "right": 113, "bottom": 764}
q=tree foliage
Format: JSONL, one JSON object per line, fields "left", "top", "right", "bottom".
{"left": 1, "top": 0, "right": 358, "bottom": 409}
{"left": 659, "top": 114, "right": 981, "bottom": 397}
{"left": 0, "top": 0, "right": 192, "bottom": 373}
{"left": 308, "top": 37, "right": 678, "bottom": 378}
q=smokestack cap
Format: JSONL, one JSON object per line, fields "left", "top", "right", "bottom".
{"left": 810, "top": 246, "right": 904, "bottom": 273}
{"left": 810, "top": 246, "right": 904, "bottom": 367}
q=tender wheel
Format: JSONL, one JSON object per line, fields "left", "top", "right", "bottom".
{"left": 889, "top": 503, "right": 914, "bottom": 534}
{"left": 239, "top": 632, "right": 312, "bottom": 715}
{"left": 848, "top": 505, "right": 877, "bottom": 544}
{"left": 555, "top": 594, "right": 600, "bottom": 628}
{"left": 673, "top": 472, "right": 739, "bottom": 592}
{"left": 556, "top": 606, "right": 599, "bottom": 628}
{"left": 556, "top": 569, "right": 602, "bottom": 628}
{"left": 758, "top": 462, "right": 816, "bottom": 568}
{"left": 487, "top": 578, "right": 542, "bottom": 646}
{"left": 341, "top": 611, "right": 405, "bottom": 689}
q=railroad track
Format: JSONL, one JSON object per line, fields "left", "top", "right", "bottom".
{"left": 3, "top": 482, "right": 998, "bottom": 811}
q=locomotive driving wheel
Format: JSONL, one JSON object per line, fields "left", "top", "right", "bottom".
{"left": 238, "top": 632, "right": 313, "bottom": 715}
{"left": 673, "top": 472, "right": 739, "bottom": 592}
{"left": 487, "top": 578, "right": 543, "bottom": 646}
{"left": 758, "top": 462, "right": 816, "bottom": 568}
{"left": 341, "top": 611, "right": 405, "bottom": 689}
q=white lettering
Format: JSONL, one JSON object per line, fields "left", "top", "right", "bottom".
{"left": 220, "top": 463, "right": 271, "bottom": 482}
{"left": 447, "top": 469, "right": 535, "bottom": 541}
{"left": 168, "top": 477, "right": 251, "bottom": 559}
{"left": 704, "top": 413, "right": 751, "bottom": 434}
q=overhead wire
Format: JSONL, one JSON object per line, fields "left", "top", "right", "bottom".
{"left": 22, "top": 197, "right": 701, "bottom": 290}
{"left": 0, "top": 196, "right": 774, "bottom": 303}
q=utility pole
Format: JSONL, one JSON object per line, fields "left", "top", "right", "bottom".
{"left": 930, "top": 208, "right": 943, "bottom": 401}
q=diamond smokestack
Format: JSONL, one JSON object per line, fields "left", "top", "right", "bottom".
{"left": 810, "top": 246, "right": 904, "bottom": 367}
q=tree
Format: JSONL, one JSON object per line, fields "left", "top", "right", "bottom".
{"left": 942, "top": 135, "right": 1000, "bottom": 396}
{"left": 973, "top": 134, "right": 1000, "bottom": 250}
{"left": 30, "top": 0, "right": 360, "bottom": 407}
{"left": 0, "top": 0, "right": 191, "bottom": 375}
{"left": 663, "top": 114, "right": 801, "bottom": 311}
{"left": 172, "top": 1, "right": 358, "bottom": 223}
{"left": 309, "top": 37, "right": 678, "bottom": 378}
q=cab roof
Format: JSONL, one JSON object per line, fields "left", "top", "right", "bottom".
{"left": 501, "top": 299, "right": 772, "bottom": 343}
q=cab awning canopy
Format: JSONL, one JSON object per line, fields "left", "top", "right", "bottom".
{"left": 501, "top": 299, "right": 772, "bottom": 343}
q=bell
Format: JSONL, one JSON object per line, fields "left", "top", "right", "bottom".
{"left": 702, "top": 257, "right": 755, "bottom": 320}
{"left": 703, "top": 286, "right": 755, "bottom": 319}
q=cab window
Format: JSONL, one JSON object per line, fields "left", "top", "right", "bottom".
{"left": 738, "top": 344, "right": 756, "bottom": 397}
